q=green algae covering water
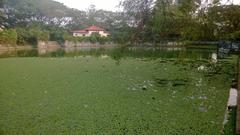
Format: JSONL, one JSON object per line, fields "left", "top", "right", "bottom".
{"left": 0, "top": 48, "right": 237, "bottom": 135}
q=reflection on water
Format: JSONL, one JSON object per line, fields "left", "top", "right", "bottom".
{"left": 64, "top": 47, "right": 93, "bottom": 53}
{"left": 0, "top": 50, "right": 9, "bottom": 56}
{"left": 0, "top": 47, "right": 216, "bottom": 61}
{"left": 38, "top": 47, "right": 60, "bottom": 55}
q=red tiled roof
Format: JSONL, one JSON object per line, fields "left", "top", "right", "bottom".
{"left": 72, "top": 25, "right": 106, "bottom": 33}
{"left": 84, "top": 25, "right": 105, "bottom": 31}
{"left": 71, "top": 30, "right": 88, "bottom": 33}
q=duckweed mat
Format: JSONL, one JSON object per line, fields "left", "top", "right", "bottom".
{"left": 0, "top": 57, "right": 236, "bottom": 135}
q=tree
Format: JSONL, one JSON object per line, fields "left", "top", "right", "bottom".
{"left": 0, "top": 0, "right": 6, "bottom": 27}
{"left": 120, "top": 0, "right": 154, "bottom": 43}
{"left": 147, "top": 0, "right": 217, "bottom": 41}
{"left": 147, "top": 0, "right": 184, "bottom": 41}
{"left": 16, "top": 24, "right": 50, "bottom": 45}
{"left": 207, "top": 5, "right": 240, "bottom": 40}
{"left": 0, "top": 29, "right": 17, "bottom": 45}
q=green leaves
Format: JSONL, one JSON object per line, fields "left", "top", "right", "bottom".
{"left": 16, "top": 26, "right": 50, "bottom": 46}
{"left": 0, "top": 29, "right": 17, "bottom": 45}
{"left": 120, "top": 0, "right": 154, "bottom": 42}
{"left": 64, "top": 32, "right": 110, "bottom": 44}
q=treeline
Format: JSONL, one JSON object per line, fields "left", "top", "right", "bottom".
{"left": 120, "top": 0, "right": 240, "bottom": 44}
{"left": 0, "top": 25, "right": 112, "bottom": 46}
{"left": 0, "top": 24, "right": 66, "bottom": 46}
{"left": 0, "top": 0, "right": 126, "bottom": 46}
{"left": 0, "top": 0, "right": 240, "bottom": 46}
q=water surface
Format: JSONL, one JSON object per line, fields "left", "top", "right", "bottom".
{"left": 0, "top": 47, "right": 235, "bottom": 135}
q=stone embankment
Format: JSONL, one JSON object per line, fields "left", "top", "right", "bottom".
{"left": 37, "top": 41, "right": 61, "bottom": 49}
{"left": 0, "top": 45, "right": 32, "bottom": 50}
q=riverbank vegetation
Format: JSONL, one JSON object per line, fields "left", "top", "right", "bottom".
{"left": 0, "top": 29, "right": 17, "bottom": 45}
{"left": 0, "top": 0, "right": 239, "bottom": 46}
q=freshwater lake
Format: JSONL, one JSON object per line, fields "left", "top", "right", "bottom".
{"left": 0, "top": 47, "right": 215, "bottom": 59}
{"left": 0, "top": 47, "right": 237, "bottom": 134}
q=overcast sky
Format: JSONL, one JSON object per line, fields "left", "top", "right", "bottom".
{"left": 54, "top": 0, "right": 121, "bottom": 11}
{"left": 54, "top": 0, "right": 240, "bottom": 11}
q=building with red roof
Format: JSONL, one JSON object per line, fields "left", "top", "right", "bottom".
{"left": 71, "top": 25, "right": 110, "bottom": 37}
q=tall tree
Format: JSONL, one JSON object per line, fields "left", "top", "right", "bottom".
{"left": 207, "top": 5, "right": 240, "bottom": 40}
{"left": 0, "top": 0, "right": 6, "bottom": 27}
{"left": 120, "top": 0, "right": 154, "bottom": 43}
{"left": 148, "top": 0, "right": 183, "bottom": 41}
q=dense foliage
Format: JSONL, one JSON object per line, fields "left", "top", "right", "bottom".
{"left": 0, "top": 29, "right": 17, "bottom": 45}
{"left": 121, "top": 0, "right": 240, "bottom": 43}
{"left": 64, "top": 33, "right": 110, "bottom": 44}
{"left": 16, "top": 26, "right": 49, "bottom": 45}
{"left": 0, "top": 0, "right": 125, "bottom": 45}
{"left": 0, "top": 0, "right": 239, "bottom": 46}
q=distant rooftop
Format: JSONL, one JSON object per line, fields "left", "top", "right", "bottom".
{"left": 72, "top": 25, "right": 106, "bottom": 33}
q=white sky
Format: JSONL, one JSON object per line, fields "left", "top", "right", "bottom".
{"left": 54, "top": 0, "right": 121, "bottom": 11}
{"left": 221, "top": 0, "right": 240, "bottom": 4}
{"left": 54, "top": 0, "right": 240, "bottom": 11}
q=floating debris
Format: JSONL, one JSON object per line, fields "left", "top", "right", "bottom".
{"left": 154, "top": 78, "right": 188, "bottom": 87}
{"left": 199, "top": 96, "right": 208, "bottom": 100}
{"left": 172, "top": 91, "right": 176, "bottom": 94}
{"left": 199, "top": 106, "right": 207, "bottom": 112}
{"left": 101, "top": 55, "right": 109, "bottom": 59}
{"left": 159, "top": 60, "right": 168, "bottom": 63}
{"left": 195, "top": 78, "right": 203, "bottom": 87}
{"left": 198, "top": 65, "right": 205, "bottom": 71}
{"left": 172, "top": 79, "right": 188, "bottom": 87}
{"left": 132, "top": 87, "right": 137, "bottom": 91}
{"left": 142, "top": 85, "right": 147, "bottom": 90}
{"left": 84, "top": 104, "right": 88, "bottom": 108}
{"left": 190, "top": 96, "right": 195, "bottom": 100}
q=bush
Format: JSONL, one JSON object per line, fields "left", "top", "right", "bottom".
{"left": 49, "top": 30, "right": 65, "bottom": 45}
{"left": 0, "top": 29, "right": 17, "bottom": 45}
{"left": 16, "top": 27, "right": 50, "bottom": 46}
{"left": 64, "top": 32, "right": 110, "bottom": 44}
{"left": 230, "top": 31, "right": 240, "bottom": 41}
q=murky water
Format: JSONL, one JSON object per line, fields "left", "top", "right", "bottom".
{"left": 0, "top": 47, "right": 216, "bottom": 60}
{"left": 0, "top": 46, "right": 237, "bottom": 134}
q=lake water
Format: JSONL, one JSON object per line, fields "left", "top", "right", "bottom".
{"left": 0, "top": 47, "right": 216, "bottom": 60}
{"left": 0, "top": 46, "right": 236, "bottom": 134}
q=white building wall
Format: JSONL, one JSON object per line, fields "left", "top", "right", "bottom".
{"left": 73, "top": 31, "right": 109, "bottom": 37}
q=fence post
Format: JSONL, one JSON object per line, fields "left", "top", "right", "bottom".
{"left": 236, "top": 56, "right": 240, "bottom": 135}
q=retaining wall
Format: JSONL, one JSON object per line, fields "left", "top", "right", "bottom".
{"left": 37, "top": 41, "right": 61, "bottom": 49}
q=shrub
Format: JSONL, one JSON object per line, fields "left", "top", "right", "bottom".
{"left": 49, "top": 30, "right": 64, "bottom": 45}
{"left": 64, "top": 32, "right": 110, "bottom": 44}
{"left": 230, "top": 31, "right": 240, "bottom": 41}
{"left": 16, "top": 27, "right": 50, "bottom": 46}
{"left": 0, "top": 29, "right": 17, "bottom": 45}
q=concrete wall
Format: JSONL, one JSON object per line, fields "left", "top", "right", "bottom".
{"left": 0, "top": 44, "right": 32, "bottom": 51}
{"left": 73, "top": 30, "right": 109, "bottom": 37}
{"left": 37, "top": 41, "right": 61, "bottom": 49}
{"left": 64, "top": 40, "right": 115, "bottom": 48}
{"left": 37, "top": 40, "right": 116, "bottom": 48}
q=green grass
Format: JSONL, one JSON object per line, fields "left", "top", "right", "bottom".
{"left": 0, "top": 57, "right": 235, "bottom": 135}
